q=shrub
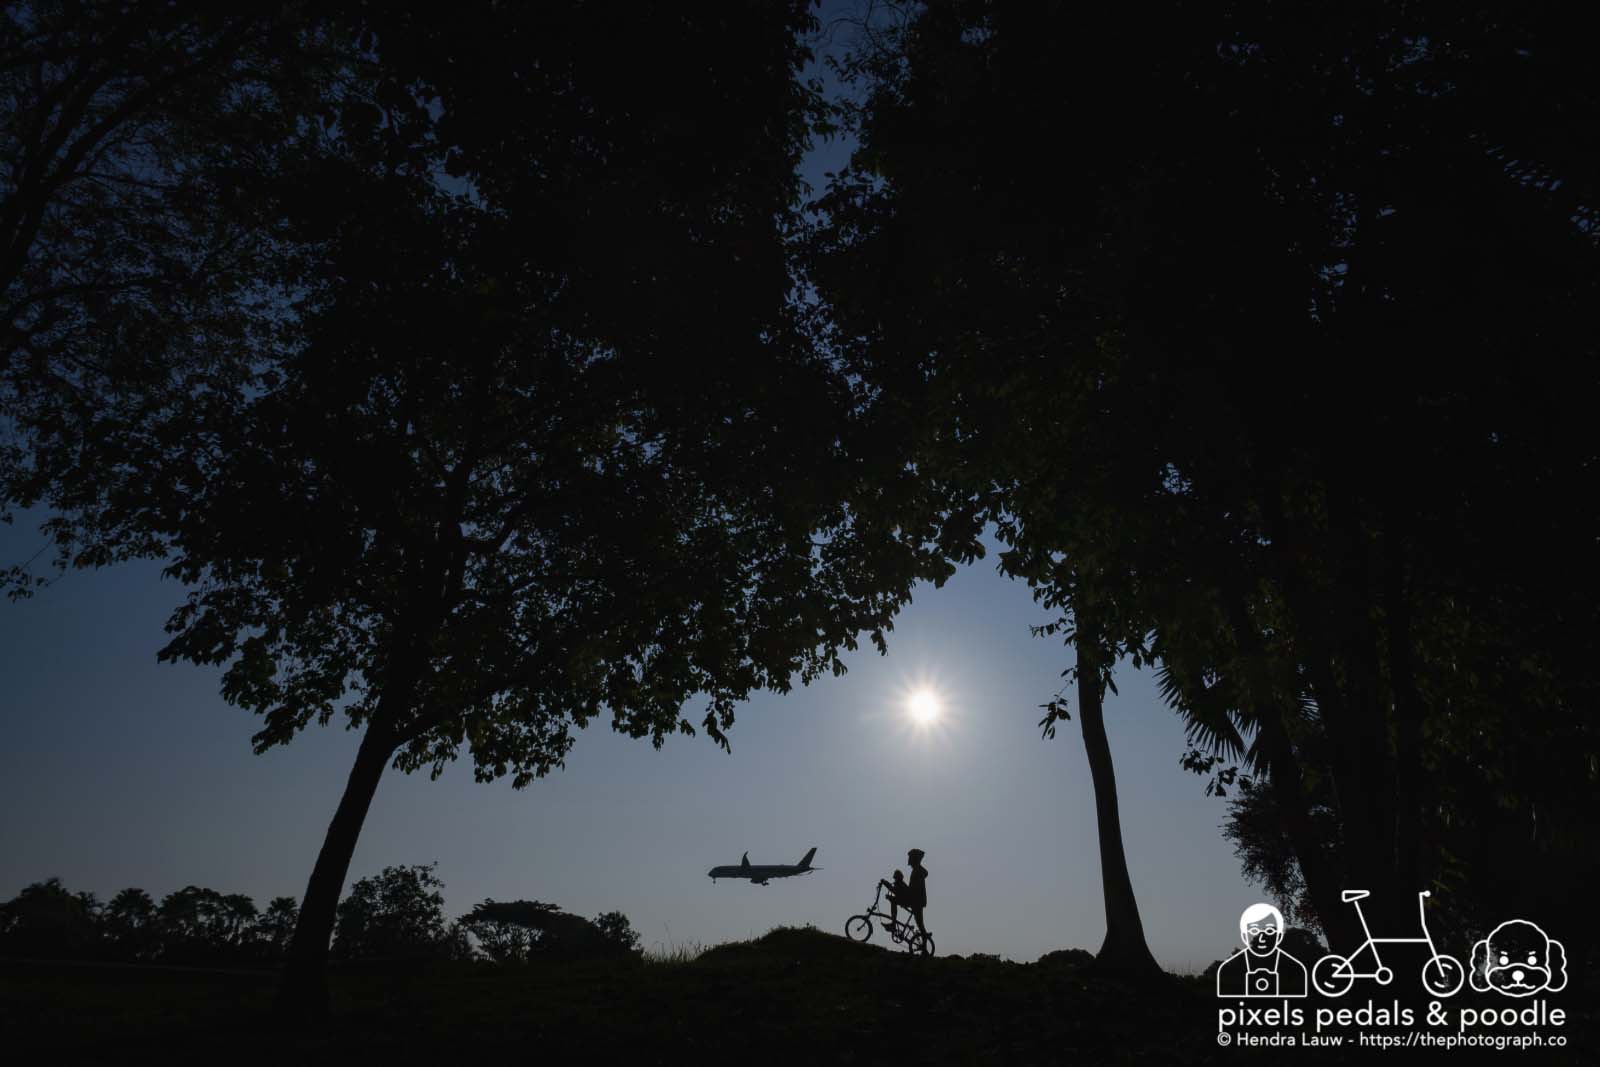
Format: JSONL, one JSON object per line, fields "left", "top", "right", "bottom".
{"left": 333, "top": 863, "right": 451, "bottom": 960}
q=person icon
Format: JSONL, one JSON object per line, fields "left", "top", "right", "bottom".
{"left": 1216, "top": 902, "right": 1307, "bottom": 997}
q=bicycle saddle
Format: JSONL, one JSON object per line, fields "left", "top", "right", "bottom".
{"left": 1341, "top": 889, "right": 1371, "bottom": 902}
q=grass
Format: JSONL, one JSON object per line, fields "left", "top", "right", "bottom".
{"left": 641, "top": 942, "right": 705, "bottom": 965}
{"left": 641, "top": 926, "right": 709, "bottom": 965}
{"left": 3, "top": 929, "right": 1593, "bottom": 1064}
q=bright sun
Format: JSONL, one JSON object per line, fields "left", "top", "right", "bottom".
{"left": 907, "top": 688, "right": 942, "bottom": 726}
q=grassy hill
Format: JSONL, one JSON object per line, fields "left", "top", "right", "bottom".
{"left": 3, "top": 926, "right": 1591, "bottom": 1063}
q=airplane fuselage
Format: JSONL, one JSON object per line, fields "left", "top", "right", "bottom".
{"left": 708, "top": 848, "right": 818, "bottom": 886}
{"left": 707, "top": 865, "right": 804, "bottom": 885}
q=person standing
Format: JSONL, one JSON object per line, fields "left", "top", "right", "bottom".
{"left": 883, "top": 848, "right": 928, "bottom": 938}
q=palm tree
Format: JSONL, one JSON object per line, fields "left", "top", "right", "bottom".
{"left": 1019, "top": 547, "right": 1165, "bottom": 977}
{"left": 1071, "top": 622, "right": 1163, "bottom": 975}
{"left": 1150, "top": 581, "right": 1358, "bottom": 951}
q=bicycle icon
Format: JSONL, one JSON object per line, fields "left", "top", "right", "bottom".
{"left": 1311, "top": 890, "right": 1465, "bottom": 997}
{"left": 845, "top": 880, "right": 935, "bottom": 956}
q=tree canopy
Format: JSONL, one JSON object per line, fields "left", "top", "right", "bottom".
{"left": 459, "top": 898, "right": 639, "bottom": 964}
{"left": 332, "top": 863, "right": 461, "bottom": 962}
{"left": 807, "top": 0, "right": 1600, "bottom": 954}
{"left": 9, "top": 0, "right": 1596, "bottom": 1015}
{"left": 3, "top": 0, "right": 977, "bottom": 1017}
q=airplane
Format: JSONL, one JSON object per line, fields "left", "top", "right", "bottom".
{"left": 708, "top": 847, "right": 820, "bottom": 886}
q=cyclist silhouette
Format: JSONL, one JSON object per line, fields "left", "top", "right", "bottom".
{"left": 881, "top": 848, "right": 928, "bottom": 937}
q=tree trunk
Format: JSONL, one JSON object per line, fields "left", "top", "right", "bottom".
{"left": 1075, "top": 630, "right": 1163, "bottom": 977}
{"left": 1254, "top": 711, "right": 1359, "bottom": 950}
{"left": 274, "top": 719, "right": 396, "bottom": 1020}
{"left": 1225, "top": 600, "right": 1356, "bottom": 949}
{"left": 1382, "top": 514, "right": 1425, "bottom": 899}
{"left": 1326, "top": 484, "right": 1407, "bottom": 933}
{"left": 1307, "top": 652, "right": 1406, "bottom": 934}
{"left": 1261, "top": 474, "right": 1407, "bottom": 931}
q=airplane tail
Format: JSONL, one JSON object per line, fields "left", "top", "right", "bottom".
{"left": 797, "top": 847, "right": 817, "bottom": 869}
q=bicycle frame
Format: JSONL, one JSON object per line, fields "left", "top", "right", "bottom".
{"left": 847, "top": 881, "right": 933, "bottom": 955}
{"left": 1340, "top": 891, "right": 1440, "bottom": 977}
{"left": 1312, "top": 890, "right": 1464, "bottom": 997}
{"left": 867, "top": 884, "right": 916, "bottom": 936}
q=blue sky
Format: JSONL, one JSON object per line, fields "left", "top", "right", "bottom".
{"left": 0, "top": 510, "right": 1257, "bottom": 968}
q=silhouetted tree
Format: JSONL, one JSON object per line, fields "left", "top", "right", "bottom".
{"left": 3, "top": 2, "right": 966, "bottom": 1020}
{"left": 252, "top": 896, "right": 299, "bottom": 960}
{"left": 1027, "top": 580, "right": 1164, "bottom": 972}
{"left": 0, "top": 877, "right": 99, "bottom": 958}
{"left": 0, "top": 1, "right": 273, "bottom": 342}
{"left": 1216, "top": 708, "right": 1600, "bottom": 979}
{"left": 810, "top": 0, "right": 1600, "bottom": 959}
{"left": 441, "top": 920, "right": 476, "bottom": 963}
{"left": 459, "top": 899, "right": 635, "bottom": 963}
{"left": 101, "top": 887, "right": 161, "bottom": 961}
{"left": 156, "top": 885, "right": 257, "bottom": 962}
{"left": 0, "top": 2, "right": 341, "bottom": 569}
{"left": 592, "top": 911, "right": 642, "bottom": 957}
{"left": 332, "top": 864, "right": 450, "bottom": 961}
{"left": 1221, "top": 778, "right": 1317, "bottom": 932}
{"left": 458, "top": 899, "right": 546, "bottom": 964}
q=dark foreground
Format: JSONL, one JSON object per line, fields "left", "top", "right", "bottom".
{"left": 3, "top": 928, "right": 1592, "bottom": 1064}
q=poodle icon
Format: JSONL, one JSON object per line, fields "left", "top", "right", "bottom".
{"left": 1470, "top": 920, "right": 1567, "bottom": 997}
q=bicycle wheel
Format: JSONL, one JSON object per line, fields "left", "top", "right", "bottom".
{"left": 1312, "top": 954, "right": 1354, "bottom": 997}
{"left": 911, "top": 931, "right": 935, "bottom": 957}
{"left": 1422, "top": 954, "right": 1464, "bottom": 997}
{"left": 845, "top": 914, "right": 873, "bottom": 942}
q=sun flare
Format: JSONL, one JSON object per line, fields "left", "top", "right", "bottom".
{"left": 906, "top": 687, "right": 942, "bottom": 726}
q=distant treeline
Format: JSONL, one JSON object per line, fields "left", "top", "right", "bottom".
{"left": 0, "top": 863, "right": 639, "bottom": 967}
